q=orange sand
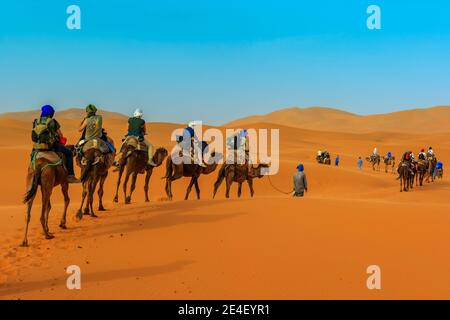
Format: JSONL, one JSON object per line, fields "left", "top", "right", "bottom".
{"left": 0, "top": 108, "right": 449, "bottom": 299}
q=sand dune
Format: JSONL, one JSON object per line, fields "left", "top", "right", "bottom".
{"left": 226, "top": 106, "right": 450, "bottom": 134}
{"left": 0, "top": 107, "right": 449, "bottom": 299}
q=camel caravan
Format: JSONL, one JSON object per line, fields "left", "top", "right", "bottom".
{"left": 22, "top": 105, "right": 272, "bottom": 245}
{"left": 364, "top": 147, "right": 443, "bottom": 192}
{"left": 365, "top": 148, "right": 396, "bottom": 173}
{"left": 21, "top": 104, "right": 445, "bottom": 245}
{"left": 397, "top": 148, "right": 443, "bottom": 192}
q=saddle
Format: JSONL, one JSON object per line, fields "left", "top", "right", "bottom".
{"left": 80, "top": 138, "right": 110, "bottom": 154}
{"left": 123, "top": 136, "right": 148, "bottom": 153}
{"left": 30, "top": 150, "right": 64, "bottom": 171}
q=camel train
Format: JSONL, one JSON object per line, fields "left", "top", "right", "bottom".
{"left": 21, "top": 105, "right": 444, "bottom": 244}
{"left": 22, "top": 106, "right": 274, "bottom": 244}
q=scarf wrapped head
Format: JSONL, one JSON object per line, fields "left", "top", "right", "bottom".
{"left": 41, "top": 105, "right": 55, "bottom": 118}
{"left": 297, "top": 164, "right": 304, "bottom": 172}
{"left": 85, "top": 104, "right": 97, "bottom": 117}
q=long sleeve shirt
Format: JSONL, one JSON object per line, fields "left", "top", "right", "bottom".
{"left": 293, "top": 171, "right": 307, "bottom": 193}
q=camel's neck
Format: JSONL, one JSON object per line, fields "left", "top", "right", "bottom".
{"left": 202, "top": 163, "right": 217, "bottom": 174}
{"left": 153, "top": 151, "right": 166, "bottom": 166}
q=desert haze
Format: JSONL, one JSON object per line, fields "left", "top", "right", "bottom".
{"left": 0, "top": 106, "right": 449, "bottom": 299}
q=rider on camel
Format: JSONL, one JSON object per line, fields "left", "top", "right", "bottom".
{"left": 32, "top": 105, "right": 80, "bottom": 183}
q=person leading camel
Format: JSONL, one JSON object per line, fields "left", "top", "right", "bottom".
{"left": 33, "top": 105, "right": 80, "bottom": 183}
{"left": 293, "top": 164, "right": 308, "bottom": 197}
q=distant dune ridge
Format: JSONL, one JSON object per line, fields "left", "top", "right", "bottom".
{"left": 1, "top": 105, "right": 450, "bottom": 134}
{"left": 225, "top": 106, "right": 450, "bottom": 133}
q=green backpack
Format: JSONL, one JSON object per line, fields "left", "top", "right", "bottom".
{"left": 32, "top": 117, "right": 56, "bottom": 150}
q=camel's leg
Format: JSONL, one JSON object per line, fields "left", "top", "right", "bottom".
{"left": 185, "top": 177, "right": 196, "bottom": 200}
{"left": 165, "top": 179, "right": 171, "bottom": 199}
{"left": 144, "top": 169, "right": 151, "bottom": 202}
{"left": 225, "top": 174, "right": 233, "bottom": 198}
{"left": 98, "top": 173, "right": 107, "bottom": 211}
{"left": 123, "top": 168, "right": 132, "bottom": 204}
{"left": 22, "top": 195, "right": 36, "bottom": 247}
{"left": 83, "top": 177, "right": 91, "bottom": 215}
{"left": 237, "top": 182, "right": 243, "bottom": 198}
{"left": 41, "top": 188, "right": 54, "bottom": 240}
{"left": 113, "top": 164, "right": 125, "bottom": 203}
{"left": 77, "top": 181, "right": 88, "bottom": 220}
{"left": 126, "top": 172, "right": 138, "bottom": 204}
{"left": 213, "top": 174, "right": 225, "bottom": 199}
{"left": 168, "top": 178, "right": 173, "bottom": 199}
{"left": 194, "top": 179, "right": 200, "bottom": 200}
{"left": 88, "top": 176, "right": 100, "bottom": 218}
{"left": 59, "top": 182, "right": 70, "bottom": 229}
{"left": 247, "top": 179, "right": 254, "bottom": 197}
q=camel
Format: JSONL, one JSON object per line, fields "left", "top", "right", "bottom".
{"left": 426, "top": 156, "right": 437, "bottom": 183}
{"left": 415, "top": 160, "right": 429, "bottom": 187}
{"left": 213, "top": 163, "right": 269, "bottom": 199}
{"left": 366, "top": 154, "right": 381, "bottom": 171}
{"left": 76, "top": 147, "right": 115, "bottom": 220}
{"left": 22, "top": 146, "right": 76, "bottom": 246}
{"left": 383, "top": 156, "right": 396, "bottom": 173}
{"left": 113, "top": 145, "right": 168, "bottom": 204}
{"left": 164, "top": 151, "right": 221, "bottom": 200}
{"left": 316, "top": 154, "right": 331, "bottom": 165}
{"left": 397, "top": 161, "right": 412, "bottom": 192}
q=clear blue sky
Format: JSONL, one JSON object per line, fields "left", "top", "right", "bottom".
{"left": 1, "top": 0, "right": 450, "bottom": 124}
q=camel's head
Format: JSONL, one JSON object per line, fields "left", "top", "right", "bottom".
{"left": 154, "top": 147, "right": 169, "bottom": 165}
{"left": 251, "top": 163, "right": 270, "bottom": 178}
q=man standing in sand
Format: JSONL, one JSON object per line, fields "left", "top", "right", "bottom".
{"left": 358, "top": 157, "right": 363, "bottom": 170}
{"left": 293, "top": 164, "right": 308, "bottom": 197}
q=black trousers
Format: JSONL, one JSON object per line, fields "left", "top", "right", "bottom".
{"left": 53, "top": 143, "right": 74, "bottom": 175}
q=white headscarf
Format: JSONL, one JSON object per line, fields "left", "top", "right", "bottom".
{"left": 134, "top": 108, "right": 143, "bottom": 118}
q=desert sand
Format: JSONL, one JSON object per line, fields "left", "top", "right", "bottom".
{"left": 0, "top": 107, "right": 449, "bottom": 299}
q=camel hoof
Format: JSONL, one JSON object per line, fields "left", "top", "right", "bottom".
{"left": 113, "top": 196, "right": 118, "bottom": 203}
{"left": 98, "top": 206, "right": 106, "bottom": 211}
{"left": 59, "top": 224, "right": 67, "bottom": 230}
{"left": 45, "top": 234, "right": 55, "bottom": 240}
{"left": 125, "top": 197, "right": 131, "bottom": 204}
{"left": 90, "top": 213, "right": 98, "bottom": 218}
{"left": 76, "top": 210, "right": 83, "bottom": 220}
{"left": 145, "top": 199, "right": 150, "bottom": 203}
{"left": 21, "top": 241, "right": 28, "bottom": 247}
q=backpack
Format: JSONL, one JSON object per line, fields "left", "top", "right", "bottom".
{"left": 32, "top": 117, "right": 56, "bottom": 150}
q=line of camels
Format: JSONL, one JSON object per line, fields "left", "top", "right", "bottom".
{"left": 21, "top": 140, "right": 268, "bottom": 246}
{"left": 365, "top": 153, "right": 442, "bottom": 192}
{"left": 20, "top": 138, "right": 443, "bottom": 246}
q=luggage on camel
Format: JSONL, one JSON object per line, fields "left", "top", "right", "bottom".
{"left": 31, "top": 117, "right": 57, "bottom": 150}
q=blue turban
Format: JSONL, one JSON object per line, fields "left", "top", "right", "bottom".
{"left": 297, "top": 164, "right": 304, "bottom": 172}
{"left": 41, "top": 105, "right": 55, "bottom": 118}
{"left": 240, "top": 129, "right": 248, "bottom": 137}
